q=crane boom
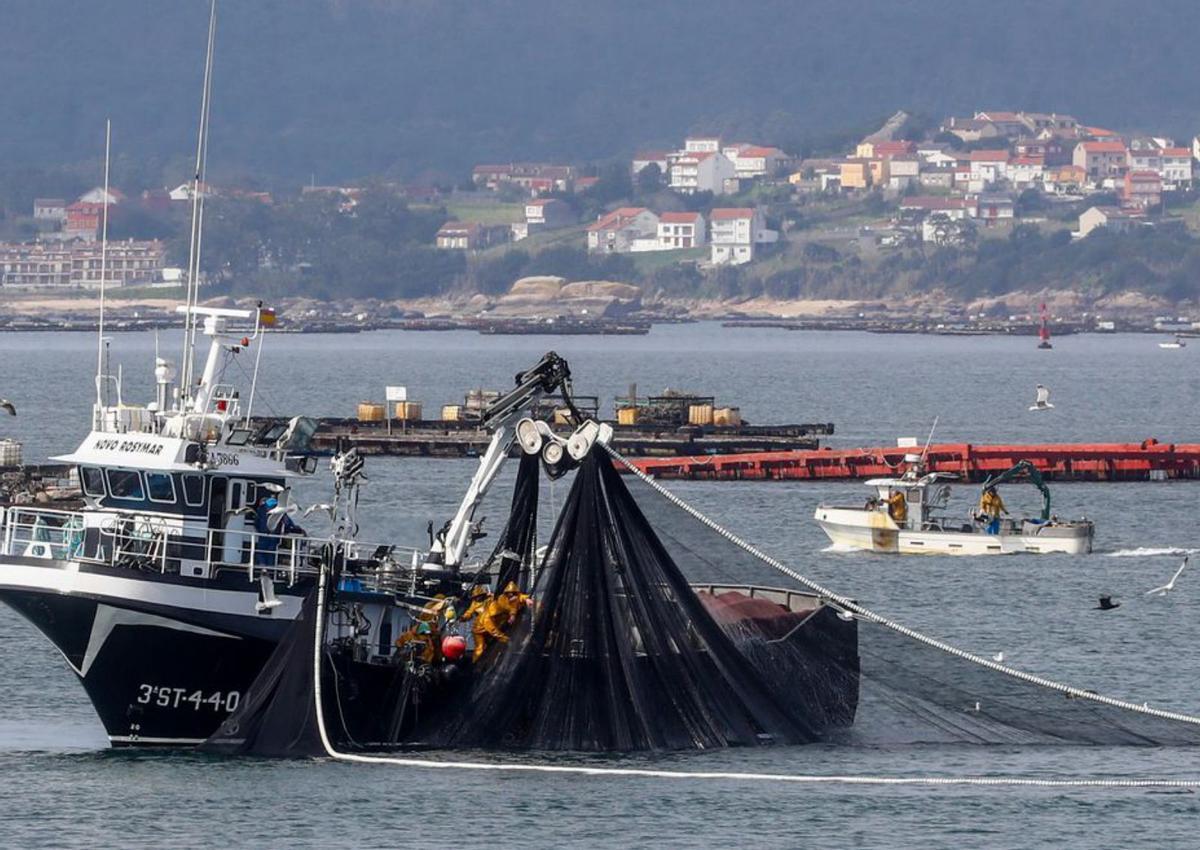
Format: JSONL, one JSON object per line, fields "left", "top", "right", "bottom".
{"left": 982, "top": 460, "right": 1051, "bottom": 521}
{"left": 427, "top": 351, "right": 578, "bottom": 571}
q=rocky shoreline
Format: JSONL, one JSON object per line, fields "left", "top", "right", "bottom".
{"left": 1, "top": 280, "right": 1193, "bottom": 334}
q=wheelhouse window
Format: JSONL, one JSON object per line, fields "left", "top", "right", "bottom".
{"left": 145, "top": 472, "right": 176, "bottom": 504}
{"left": 182, "top": 474, "right": 205, "bottom": 507}
{"left": 80, "top": 467, "right": 106, "bottom": 497}
{"left": 106, "top": 469, "right": 144, "bottom": 501}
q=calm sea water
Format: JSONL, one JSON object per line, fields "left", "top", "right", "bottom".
{"left": 3, "top": 325, "right": 1200, "bottom": 848}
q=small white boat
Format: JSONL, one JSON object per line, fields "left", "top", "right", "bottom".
{"left": 814, "top": 459, "right": 1094, "bottom": 555}
{"left": 1159, "top": 336, "right": 1187, "bottom": 349}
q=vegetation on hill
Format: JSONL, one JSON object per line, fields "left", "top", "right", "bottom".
{"left": 5, "top": 1, "right": 1200, "bottom": 181}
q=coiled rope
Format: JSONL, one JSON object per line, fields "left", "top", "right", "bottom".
{"left": 307, "top": 451, "right": 1200, "bottom": 789}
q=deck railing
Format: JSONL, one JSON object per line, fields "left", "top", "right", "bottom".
{"left": 0, "top": 505, "right": 425, "bottom": 594}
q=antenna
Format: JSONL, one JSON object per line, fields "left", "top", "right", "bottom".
{"left": 919, "top": 416, "right": 939, "bottom": 467}
{"left": 180, "top": 0, "right": 218, "bottom": 409}
{"left": 95, "top": 119, "right": 112, "bottom": 420}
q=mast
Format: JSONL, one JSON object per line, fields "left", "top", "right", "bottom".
{"left": 94, "top": 119, "right": 112, "bottom": 426}
{"left": 180, "top": 0, "right": 218, "bottom": 410}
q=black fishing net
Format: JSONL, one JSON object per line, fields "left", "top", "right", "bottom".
{"left": 618, "top": 458, "right": 1200, "bottom": 747}
{"left": 417, "top": 452, "right": 838, "bottom": 751}
{"left": 200, "top": 588, "right": 326, "bottom": 758}
{"left": 487, "top": 452, "right": 540, "bottom": 592}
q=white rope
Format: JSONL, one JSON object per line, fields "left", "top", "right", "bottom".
{"left": 305, "top": 456, "right": 1200, "bottom": 789}
{"left": 605, "top": 445, "right": 1200, "bottom": 729}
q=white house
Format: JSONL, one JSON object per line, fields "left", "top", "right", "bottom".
{"left": 1078, "top": 206, "right": 1136, "bottom": 238}
{"left": 78, "top": 186, "right": 125, "bottom": 205}
{"left": 709, "top": 207, "right": 777, "bottom": 265}
{"left": 917, "top": 147, "right": 960, "bottom": 169}
{"left": 1005, "top": 156, "right": 1045, "bottom": 190}
{"left": 167, "top": 182, "right": 215, "bottom": 202}
{"left": 724, "top": 145, "right": 787, "bottom": 179}
{"left": 887, "top": 155, "right": 920, "bottom": 189}
{"left": 511, "top": 198, "right": 575, "bottom": 241}
{"left": 899, "top": 196, "right": 977, "bottom": 220}
{"left": 975, "top": 193, "right": 1014, "bottom": 223}
{"left": 1127, "top": 148, "right": 1162, "bottom": 175}
{"left": 1160, "top": 147, "right": 1193, "bottom": 188}
{"left": 670, "top": 151, "right": 736, "bottom": 195}
{"left": 684, "top": 137, "right": 722, "bottom": 153}
{"left": 33, "top": 198, "right": 67, "bottom": 222}
{"left": 656, "top": 211, "right": 706, "bottom": 250}
{"left": 968, "top": 150, "right": 1009, "bottom": 192}
{"left": 586, "top": 207, "right": 660, "bottom": 254}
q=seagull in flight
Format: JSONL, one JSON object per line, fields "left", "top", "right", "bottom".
{"left": 303, "top": 503, "right": 336, "bottom": 520}
{"left": 1028, "top": 384, "right": 1054, "bottom": 412}
{"left": 1146, "top": 556, "right": 1189, "bottom": 596}
{"left": 0, "top": 398, "right": 15, "bottom": 416}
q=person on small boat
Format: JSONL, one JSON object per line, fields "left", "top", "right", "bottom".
{"left": 461, "top": 585, "right": 510, "bottom": 662}
{"left": 979, "top": 486, "right": 1007, "bottom": 534}
{"left": 886, "top": 490, "right": 907, "bottom": 524}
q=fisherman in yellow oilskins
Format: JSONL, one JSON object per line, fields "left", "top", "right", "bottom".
{"left": 979, "top": 485, "right": 1007, "bottom": 534}
{"left": 460, "top": 585, "right": 509, "bottom": 663}
{"left": 886, "top": 489, "right": 908, "bottom": 525}
{"left": 493, "top": 581, "right": 531, "bottom": 627}
{"left": 395, "top": 595, "right": 456, "bottom": 665}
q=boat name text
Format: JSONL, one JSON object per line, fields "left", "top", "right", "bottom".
{"left": 93, "top": 438, "right": 165, "bottom": 456}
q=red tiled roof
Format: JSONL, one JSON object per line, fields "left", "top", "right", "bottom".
{"left": 586, "top": 206, "right": 651, "bottom": 232}
{"left": 1161, "top": 147, "right": 1191, "bottom": 157}
{"left": 873, "top": 141, "right": 916, "bottom": 155}
{"left": 977, "top": 111, "right": 1022, "bottom": 122}
{"left": 1126, "top": 170, "right": 1161, "bottom": 182}
{"left": 710, "top": 207, "right": 755, "bottom": 220}
{"left": 1080, "top": 141, "right": 1126, "bottom": 153}
{"left": 969, "top": 150, "right": 1010, "bottom": 162}
{"left": 737, "top": 145, "right": 782, "bottom": 158}
{"left": 659, "top": 211, "right": 702, "bottom": 223}
{"left": 437, "top": 221, "right": 480, "bottom": 236}
{"left": 1010, "top": 156, "right": 1044, "bottom": 166}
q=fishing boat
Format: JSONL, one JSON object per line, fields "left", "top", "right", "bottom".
{"left": 0, "top": 1, "right": 860, "bottom": 753}
{"left": 814, "top": 457, "right": 1094, "bottom": 555}
{"left": 1159, "top": 335, "right": 1187, "bottom": 349}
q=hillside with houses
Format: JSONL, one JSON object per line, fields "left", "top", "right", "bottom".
{"left": 6, "top": 107, "right": 1200, "bottom": 316}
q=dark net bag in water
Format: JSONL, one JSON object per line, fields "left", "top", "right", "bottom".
{"left": 201, "top": 588, "right": 326, "bottom": 757}
{"left": 617, "top": 459, "right": 1200, "bottom": 747}
{"left": 421, "top": 452, "right": 827, "bottom": 751}
{"left": 488, "top": 452, "right": 540, "bottom": 592}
